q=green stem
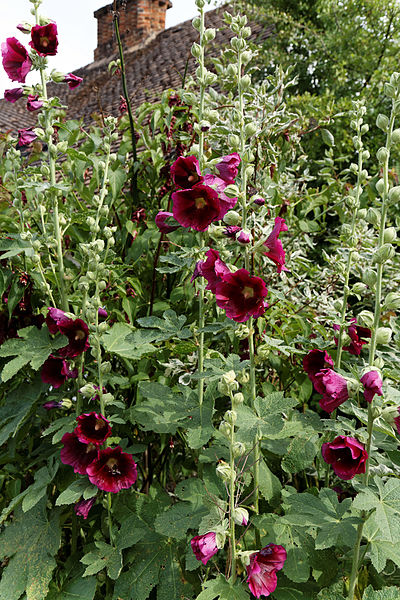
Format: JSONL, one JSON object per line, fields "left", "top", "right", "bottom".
{"left": 229, "top": 420, "right": 236, "bottom": 580}
{"left": 107, "top": 492, "right": 114, "bottom": 546}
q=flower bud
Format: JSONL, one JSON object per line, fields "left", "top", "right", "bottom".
{"left": 376, "top": 178, "right": 385, "bottom": 196}
{"left": 233, "top": 507, "right": 249, "bottom": 527}
{"left": 358, "top": 208, "right": 367, "bottom": 220}
{"left": 384, "top": 227, "right": 397, "bottom": 243}
{"left": 374, "top": 357, "right": 385, "bottom": 369}
{"left": 376, "top": 147, "right": 389, "bottom": 163}
{"left": 351, "top": 282, "right": 368, "bottom": 296}
{"left": 191, "top": 42, "right": 201, "bottom": 59}
{"left": 80, "top": 383, "right": 96, "bottom": 398}
{"left": 235, "top": 324, "right": 250, "bottom": 339}
{"left": 219, "top": 421, "right": 232, "bottom": 438}
{"left": 216, "top": 461, "right": 235, "bottom": 481}
{"left": 383, "top": 292, "right": 400, "bottom": 310}
{"left": 192, "top": 16, "right": 201, "bottom": 30}
{"left": 228, "top": 134, "right": 240, "bottom": 150}
{"left": 232, "top": 392, "right": 244, "bottom": 407}
{"left": 223, "top": 184, "right": 240, "bottom": 199}
{"left": 224, "top": 410, "right": 237, "bottom": 425}
{"left": 257, "top": 344, "right": 270, "bottom": 359}
{"left": 361, "top": 124, "right": 369, "bottom": 134}
{"left": 366, "top": 207, "right": 380, "bottom": 227}
{"left": 391, "top": 129, "right": 400, "bottom": 144}
{"left": 357, "top": 310, "right": 375, "bottom": 328}
{"left": 376, "top": 327, "right": 392, "bottom": 345}
{"left": 372, "top": 243, "right": 395, "bottom": 264}
{"left": 102, "top": 393, "right": 115, "bottom": 405}
{"left": 376, "top": 114, "right": 389, "bottom": 131}
{"left": 362, "top": 269, "right": 377, "bottom": 287}
{"left": 245, "top": 122, "right": 257, "bottom": 138}
{"left": 384, "top": 82, "right": 396, "bottom": 98}
{"left": 232, "top": 441, "right": 246, "bottom": 458}
{"left": 223, "top": 210, "right": 241, "bottom": 226}
{"left": 388, "top": 186, "right": 400, "bottom": 205}
{"left": 204, "top": 28, "right": 216, "bottom": 43}
{"left": 101, "top": 361, "right": 111, "bottom": 374}
{"left": 237, "top": 370, "right": 250, "bottom": 384}
{"left": 371, "top": 406, "right": 382, "bottom": 420}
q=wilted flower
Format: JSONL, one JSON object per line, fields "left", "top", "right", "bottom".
{"left": 215, "top": 152, "right": 241, "bottom": 184}
{"left": 26, "top": 94, "right": 43, "bottom": 112}
{"left": 86, "top": 446, "right": 138, "bottom": 493}
{"left": 29, "top": 23, "right": 58, "bottom": 56}
{"left": 17, "top": 127, "right": 37, "bottom": 146}
{"left": 155, "top": 211, "right": 180, "bottom": 234}
{"left": 215, "top": 269, "right": 268, "bottom": 322}
{"left": 333, "top": 318, "right": 371, "bottom": 356}
{"left": 314, "top": 368, "right": 349, "bottom": 413}
{"left": 75, "top": 412, "right": 112, "bottom": 446}
{"left": 64, "top": 73, "right": 82, "bottom": 89}
{"left": 60, "top": 431, "right": 99, "bottom": 475}
{"left": 172, "top": 184, "right": 220, "bottom": 231}
{"left": 264, "top": 217, "right": 288, "bottom": 274}
{"left": 321, "top": 436, "right": 368, "bottom": 480}
{"left": 360, "top": 370, "right": 383, "bottom": 404}
{"left": 191, "top": 532, "right": 218, "bottom": 565}
{"left": 4, "top": 87, "right": 23, "bottom": 102}
{"left": 1, "top": 37, "right": 32, "bottom": 82}
{"left": 41, "top": 356, "right": 78, "bottom": 388}
{"left": 224, "top": 225, "right": 241, "bottom": 239}
{"left": 74, "top": 497, "right": 96, "bottom": 519}
{"left": 198, "top": 248, "right": 230, "bottom": 294}
{"left": 42, "top": 400, "right": 63, "bottom": 410}
{"left": 246, "top": 544, "right": 287, "bottom": 598}
{"left": 17, "top": 23, "right": 31, "bottom": 34}
{"left": 253, "top": 197, "right": 265, "bottom": 206}
{"left": 303, "top": 349, "right": 334, "bottom": 393}
{"left": 171, "top": 155, "right": 203, "bottom": 189}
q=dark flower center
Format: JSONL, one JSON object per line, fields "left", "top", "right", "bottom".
{"left": 195, "top": 196, "right": 206, "bottom": 209}
{"left": 94, "top": 418, "right": 106, "bottom": 431}
{"left": 243, "top": 286, "right": 254, "bottom": 299}
{"left": 106, "top": 458, "right": 121, "bottom": 476}
{"left": 40, "top": 36, "right": 49, "bottom": 47}
{"left": 75, "top": 329, "right": 86, "bottom": 341}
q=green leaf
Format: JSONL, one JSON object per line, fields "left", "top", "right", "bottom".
{"left": 131, "top": 383, "right": 196, "bottom": 434}
{"left": 284, "top": 547, "right": 310, "bottom": 583}
{"left": 353, "top": 477, "right": 400, "bottom": 543}
{"left": 321, "top": 128, "right": 335, "bottom": 146}
{"left": 81, "top": 542, "right": 122, "bottom": 580}
{"left": 41, "top": 415, "right": 76, "bottom": 444}
{"left": 154, "top": 501, "right": 208, "bottom": 540}
{"left": 0, "top": 500, "right": 60, "bottom": 600}
{"left": 186, "top": 395, "right": 214, "bottom": 450}
{"left": 258, "top": 460, "right": 282, "bottom": 503}
{"left": 108, "top": 164, "right": 127, "bottom": 199}
{"left": 0, "top": 326, "right": 67, "bottom": 382}
{"left": 363, "top": 511, "right": 400, "bottom": 572}
{"left": 101, "top": 323, "right": 156, "bottom": 359}
{"left": 137, "top": 309, "right": 191, "bottom": 343}
{"left": 157, "top": 545, "right": 186, "bottom": 600}
{"left": 196, "top": 575, "right": 248, "bottom": 600}
{"left": 0, "top": 465, "right": 55, "bottom": 524}
{"left": 0, "top": 377, "right": 45, "bottom": 446}
{"left": 362, "top": 586, "right": 400, "bottom": 600}
{"left": 46, "top": 574, "right": 97, "bottom": 600}
{"left": 281, "top": 433, "right": 319, "bottom": 474}
{"left": 56, "top": 478, "right": 97, "bottom": 506}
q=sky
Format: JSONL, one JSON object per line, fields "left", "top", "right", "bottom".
{"left": 0, "top": 0, "right": 218, "bottom": 98}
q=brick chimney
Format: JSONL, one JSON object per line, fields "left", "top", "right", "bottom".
{"left": 94, "top": 0, "right": 172, "bottom": 61}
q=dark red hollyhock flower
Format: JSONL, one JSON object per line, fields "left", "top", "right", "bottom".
{"left": 86, "top": 446, "right": 138, "bottom": 493}
{"left": 171, "top": 155, "right": 203, "bottom": 189}
{"left": 203, "top": 173, "right": 238, "bottom": 219}
{"left": 191, "top": 532, "right": 218, "bottom": 565}
{"left": 199, "top": 248, "right": 230, "bottom": 294}
{"left": 224, "top": 225, "right": 242, "bottom": 239}
{"left": 64, "top": 73, "right": 82, "bottom": 89}
{"left": 46, "top": 307, "right": 66, "bottom": 333}
{"left": 321, "top": 436, "right": 368, "bottom": 480}
{"left": 215, "top": 269, "right": 268, "bottom": 323}
{"left": 216, "top": 152, "right": 241, "bottom": 184}
{"left": 360, "top": 370, "right": 383, "bottom": 404}
{"left": 237, "top": 230, "right": 251, "bottom": 244}
{"left": 303, "top": 349, "right": 334, "bottom": 393}
{"left": 75, "top": 412, "right": 112, "bottom": 446}
{"left": 1, "top": 37, "right": 32, "bottom": 82}
{"left": 18, "top": 127, "right": 37, "bottom": 146}
{"left": 246, "top": 544, "right": 287, "bottom": 598}
{"left": 333, "top": 319, "right": 371, "bottom": 356}
{"left": 155, "top": 211, "right": 180, "bottom": 234}
{"left": 264, "top": 217, "right": 288, "bottom": 274}
{"left": 4, "top": 87, "right": 23, "bottom": 102}
{"left": 172, "top": 184, "right": 220, "bottom": 231}
{"left": 98, "top": 307, "right": 108, "bottom": 320}
{"left": 46, "top": 308, "right": 90, "bottom": 358}
{"left": 74, "top": 497, "right": 96, "bottom": 519}
{"left": 41, "top": 356, "right": 78, "bottom": 388}
{"left": 29, "top": 23, "right": 58, "bottom": 56}
{"left": 60, "top": 431, "right": 99, "bottom": 475}
{"left": 313, "top": 368, "right": 349, "bottom": 413}
{"left": 26, "top": 94, "right": 43, "bottom": 112}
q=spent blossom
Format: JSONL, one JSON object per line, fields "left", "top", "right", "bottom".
{"left": 303, "top": 349, "right": 334, "bottom": 393}
{"left": 360, "top": 370, "right": 383, "bottom": 404}
{"left": 264, "top": 217, "right": 288, "bottom": 274}
{"left": 191, "top": 532, "right": 218, "bottom": 565}
{"left": 246, "top": 544, "right": 287, "bottom": 598}
{"left": 314, "top": 368, "right": 349, "bottom": 413}
{"left": 4, "top": 87, "right": 23, "bottom": 102}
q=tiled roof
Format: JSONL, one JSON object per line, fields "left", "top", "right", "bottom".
{"left": 0, "top": 7, "right": 273, "bottom": 133}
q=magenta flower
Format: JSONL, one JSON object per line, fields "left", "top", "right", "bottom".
{"left": 46, "top": 308, "right": 90, "bottom": 358}
{"left": 360, "top": 371, "right": 383, "bottom": 404}
{"left": 172, "top": 184, "right": 220, "bottom": 231}
{"left": 74, "top": 497, "right": 96, "bottom": 519}
{"left": 264, "top": 217, "right": 288, "bottom": 274}
{"left": 155, "top": 211, "right": 180, "bottom": 234}
{"left": 4, "top": 87, "right": 23, "bottom": 102}
{"left": 64, "top": 73, "right": 82, "bottom": 89}
{"left": 199, "top": 248, "right": 230, "bottom": 294}
{"left": 191, "top": 532, "right": 218, "bottom": 565}
{"left": 224, "top": 225, "right": 241, "bottom": 239}
{"left": 394, "top": 408, "right": 400, "bottom": 435}
{"left": 253, "top": 197, "right": 266, "bottom": 206}
{"left": 26, "top": 94, "right": 43, "bottom": 112}
{"left": 98, "top": 307, "right": 108, "bottom": 320}
{"left": 203, "top": 173, "right": 238, "bottom": 219}
{"left": 30, "top": 23, "right": 58, "bottom": 56}
{"left": 75, "top": 412, "right": 112, "bottom": 446}
{"left": 17, "top": 24, "right": 31, "bottom": 34}
{"left": 46, "top": 307, "right": 67, "bottom": 333}
{"left": 42, "top": 400, "right": 63, "bottom": 410}
{"left": 303, "top": 349, "right": 334, "bottom": 393}
{"left": 321, "top": 436, "right": 368, "bottom": 480}
{"left": 333, "top": 319, "right": 371, "bottom": 356}
{"left": 86, "top": 446, "right": 138, "bottom": 493}
{"left": 60, "top": 431, "right": 99, "bottom": 475}
{"left": 314, "top": 368, "right": 349, "bottom": 413}
{"left": 215, "top": 269, "right": 268, "bottom": 322}
{"left": 216, "top": 152, "right": 241, "bottom": 184}
{"left": 1, "top": 37, "right": 32, "bottom": 83}
{"left": 246, "top": 544, "right": 287, "bottom": 598}
{"left": 237, "top": 230, "right": 251, "bottom": 244}
{"left": 41, "top": 356, "right": 78, "bottom": 388}
{"left": 18, "top": 127, "right": 37, "bottom": 146}
{"left": 171, "top": 155, "right": 203, "bottom": 189}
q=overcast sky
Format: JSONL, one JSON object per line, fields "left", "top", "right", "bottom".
{"left": 0, "top": 0, "right": 219, "bottom": 98}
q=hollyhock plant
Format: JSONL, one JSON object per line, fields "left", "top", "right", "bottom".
{"left": 246, "top": 544, "right": 287, "bottom": 598}
{"left": 155, "top": 211, "right": 180, "bottom": 234}
{"left": 172, "top": 184, "right": 220, "bottom": 231}
{"left": 321, "top": 436, "right": 368, "bottom": 480}
{"left": 18, "top": 127, "right": 37, "bottom": 146}
{"left": 314, "top": 368, "right": 349, "bottom": 413}
{"left": 191, "top": 532, "right": 218, "bottom": 565}
{"left": 86, "top": 446, "right": 138, "bottom": 493}
{"left": 1, "top": 37, "right": 32, "bottom": 82}
{"left": 64, "top": 73, "right": 82, "bottom": 89}
{"left": 74, "top": 497, "right": 96, "bottom": 519}
{"left": 360, "top": 370, "right": 383, "bottom": 404}
{"left": 199, "top": 248, "right": 230, "bottom": 294}
{"left": 26, "top": 94, "right": 43, "bottom": 112}
{"left": 41, "top": 356, "right": 78, "bottom": 388}
{"left": 4, "top": 87, "right": 23, "bottom": 102}
{"left": 171, "top": 155, "right": 203, "bottom": 188}
{"left": 264, "top": 217, "right": 289, "bottom": 274}
{"left": 60, "top": 431, "right": 99, "bottom": 475}
{"left": 75, "top": 412, "right": 112, "bottom": 446}
{"left": 303, "top": 349, "right": 334, "bottom": 393}
{"left": 46, "top": 307, "right": 67, "bottom": 333}
{"left": 29, "top": 23, "right": 58, "bottom": 56}
{"left": 215, "top": 269, "right": 268, "bottom": 322}
{"left": 215, "top": 152, "right": 241, "bottom": 184}
{"left": 224, "top": 225, "right": 241, "bottom": 238}
{"left": 333, "top": 319, "right": 371, "bottom": 356}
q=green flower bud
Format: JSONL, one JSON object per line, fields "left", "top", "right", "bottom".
{"left": 388, "top": 186, "right": 400, "bottom": 205}
{"left": 362, "top": 269, "right": 377, "bottom": 287}
{"left": 191, "top": 42, "right": 201, "bottom": 58}
{"left": 233, "top": 507, "right": 249, "bottom": 526}
{"left": 204, "top": 28, "right": 216, "bottom": 43}
{"left": 376, "top": 113, "right": 389, "bottom": 131}
{"left": 224, "top": 410, "right": 237, "bottom": 425}
{"left": 384, "top": 82, "right": 396, "bottom": 99}
{"left": 358, "top": 208, "right": 367, "bottom": 220}
{"left": 372, "top": 243, "right": 395, "bottom": 264}
{"left": 192, "top": 16, "right": 201, "bottom": 31}
{"left": 391, "top": 129, "right": 400, "bottom": 145}
{"left": 219, "top": 421, "right": 232, "bottom": 438}
{"left": 223, "top": 184, "right": 240, "bottom": 199}
{"left": 374, "top": 357, "right": 385, "bottom": 369}
{"left": 257, "top": 344, "right": 270, "bottom": 359}
{"left": 376, "top": 178, "right": 385, "bottom": 195}
{"left": 232, "top": 441, "right": 246, "bottom": 458}
{"left": 216, "top": 461, "right": 235, "bottom": 482}
{"left": 80, "top": 383, "right": 96, "bottom": 398}
{"left": 361, "top": 124, "right": 369, "bottom": 134}
{"left": 366, "top": 207, "right": 380, "bottom": 227}
{"left": 240, "top": 74, "right": 251, "bottom": 90}
{"left": 232, "top": 392, "right": 244, "bottom": 407}
{"left": 377, "top": 146, "right": 389, "bottom": 163}
{"left": 384, "top": 227, "right": 397, "bottom": 243}
{"left": 237, "top": 369, "right": 249, "bottom": 384}
{"left": 223, "top": 210, "right": 241, "bottom": 226}
{"left": 101, "top": 361, "right": 111, "bottom": 374}
{"left": 351, "top": 282, "right": 368, "bottom": 295}
{"left": 245, "top": 122, "right": 257, "bottom": 138}
{"left": 358, "top": 310, "right": 375, "bottom": 328}
{"left": 376, "top": 327, "right": 392, "bottom": 345}
{"left": 383, "top": 292, "right": 400, "bottom": 310}
{"left": 102, "top": 393, "right": 115, "bottom": 405}
{"left": 371, "top": 406, "right": 382, "bottom": 420}
{"left": 228, "top": 134, "right": 240, "bottom": 150}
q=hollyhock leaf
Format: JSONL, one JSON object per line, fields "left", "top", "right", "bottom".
{"left": 0, "top": 499, "right": 60, "bottom": 600}
{"left": 115, "top": 514, "right": 148, "bottom": 551}
{"left": 46, "top": 573, "right": 97, "bottom": 600}
{"left": 157, "top": 547, "right": 188, "bottom": 600}
{"left": 41, "top": 415, "right": 76, "bottom": 444}
{"left": 281, "top": 434, "right": 319, "bottom": 474}
{"left": 101, "top": 323, "right": 156, "bottom": 359}
{"left": 0, "top": 376, "right": 44, "bottom": 446}
{"left": 363, "top": 513, "right": 400, "bottom": 572}
{"left": 362, "top": 587, "right": 400, "bottom": 600}
{"left": 186, "top": 394, "right": 214, "bottom": 450}
{"left": 196, "top": 575, "right": 248, "bottom": 600}
{"left": 258, "top": 459, "right": 282, "bottom": 503}
{"left": 284, "top": 547, "right": 310, "bottom": 583}
{"left": 137, "top": 309, "right": 191, "bottom": 343}
{"left": 55, "top": 478, "right": 97, "bottom": 506}
{"left": 353, "top": 477, "right": 400, "bottom": 543}
{"left": 154, "top": 501, "right": 208, "bottom": 540}
{"left": 0, "top": 465, "right": 53, "bottom": 524}
{"left": 81, "top": 542, "right": 122, "bottom": 580}
{"left": 108, "top": 165, "right": 127, "bottom": 199}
